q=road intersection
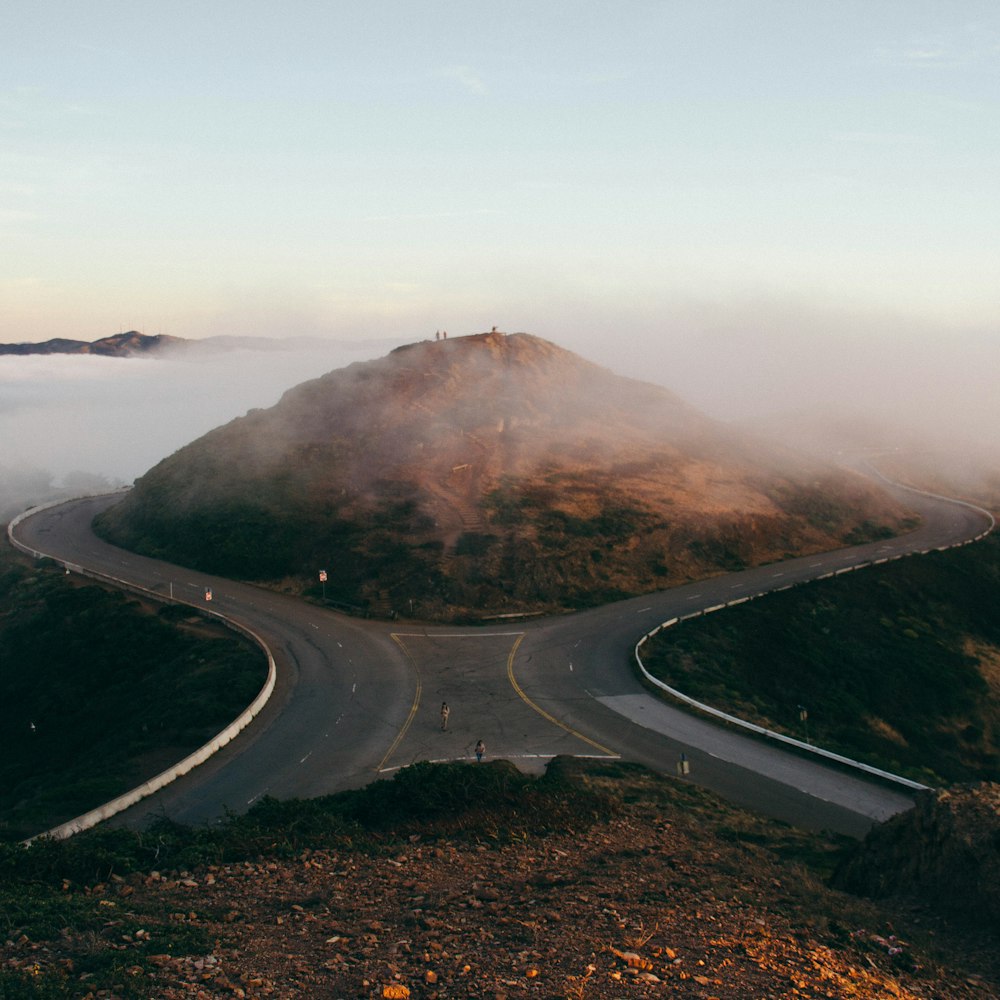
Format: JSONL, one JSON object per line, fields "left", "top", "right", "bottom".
{"left": 10, "top": 476, "right": 993, "bottom": 838}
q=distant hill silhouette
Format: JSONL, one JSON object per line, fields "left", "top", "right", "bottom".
{"left": 0, "top": 331, "right": 184, "bottom": 357}
{"left": 95, "top": 332, "right": 914, "bottom": 620}
{"left": 0, "top": 331, "right": 404, "bottom": 358}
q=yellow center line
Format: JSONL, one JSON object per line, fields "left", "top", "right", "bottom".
{"left": 376, "top": 633, "right": 423, "bottom": 772}
{"left": 506, "top": 634, "right": 618, "bottom": 757}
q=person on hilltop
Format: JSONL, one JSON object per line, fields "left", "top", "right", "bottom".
{"left": 440, "top": 702, "right": 450, "bottom": 731}
{"left": 475, "top": 739, "right": 485, "bottom": 763}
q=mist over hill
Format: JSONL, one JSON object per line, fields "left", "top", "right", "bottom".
{"left": 0, "top": 336, "right": 407, "bottom": 490}
{"left": 96, "top": 332, "right": 913, "bottom": 620}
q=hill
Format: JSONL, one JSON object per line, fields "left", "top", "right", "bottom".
{"left": 95, "top": 331, "right": 913, "bottom": 619}
{"left": 0, "top": 331, "right": 185, "bottom": 357}
{"left": 0, "top": 330, "right": 402, "bottom": 358}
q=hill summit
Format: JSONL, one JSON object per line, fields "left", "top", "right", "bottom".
{"left": 96, "top": 332, "right": 912, "bottom": 619}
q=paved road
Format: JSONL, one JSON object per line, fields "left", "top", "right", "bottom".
{"left": 11, "top": 478, "right": 992, "bottom": 838}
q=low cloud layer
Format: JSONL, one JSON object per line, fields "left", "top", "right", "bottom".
{"left": 0, "top": 341, "right": 396, "bottom": 487}
{"left": 3, "top": 318, "right": 999, "bottom": 518}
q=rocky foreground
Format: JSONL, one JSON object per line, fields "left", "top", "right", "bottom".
{"left": 4, "top": 763, "right": 997, "bottom": 999}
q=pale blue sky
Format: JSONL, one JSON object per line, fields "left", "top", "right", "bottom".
{"left": 2, "top": 3, "right": 998, "bottom": 389}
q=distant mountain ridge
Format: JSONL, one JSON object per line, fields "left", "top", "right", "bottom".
{"left": 96, "top": 331, "right": 914, "bottom": 620}
{"left": 0, "top": 331, "right": 404, "bottom": 358}
{"left": 0, "top": 331, "right": 184, "bottom": 357}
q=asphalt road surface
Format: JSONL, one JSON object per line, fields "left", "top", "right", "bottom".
{"left": 10, "top": 476, "right": 992, "bottom": 838}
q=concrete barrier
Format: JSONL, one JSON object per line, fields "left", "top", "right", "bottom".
{"left": 8, "top": 500, "right": 278, "bottom": 841}
{"left": 631, "top": 479, "right": 996, "bottom": 796}
{"left": 633, "top": 623, "right": 929, "bottom": 792}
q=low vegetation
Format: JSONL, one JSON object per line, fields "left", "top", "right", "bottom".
{"left": 0, "top": 547, "right": 267, "bottom": 843}
{"left": 641, "top": 532, "right": 1000, "bottom": 785}
{"left": 0, "top": 760, "right": 612, "bottom": 997}
{"left": 7, "top": 758, "right": 995, "bottom": 999}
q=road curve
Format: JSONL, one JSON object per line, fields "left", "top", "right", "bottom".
{"left": 10, "top": 476, "right": 993, "bottom": 838}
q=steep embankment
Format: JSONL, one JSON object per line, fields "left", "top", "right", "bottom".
{"left": 96, "top": 332, "right": 913, "bottom": 619}
{"left": 834, "top": 781, "right": 1000, "bottom": 930}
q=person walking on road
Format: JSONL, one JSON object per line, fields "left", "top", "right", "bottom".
{"left": 440, "top": 702, "right": 450, "bottom": 731}
{"left": 475, "top": 739, "right": 485, "bottom": 763}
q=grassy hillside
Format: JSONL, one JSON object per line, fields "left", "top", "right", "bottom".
{"left": 94, "top": 333, "right": 913, "bottom": 621}
{"left": 641, "top": 532, "right": 1000, "bottom": 785}
{"left": 0, "top": 546, "right": 267, "bottom": 842}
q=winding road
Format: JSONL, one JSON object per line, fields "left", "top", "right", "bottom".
{"left": 10, "top": 475, "right": 993, "bottom": 839}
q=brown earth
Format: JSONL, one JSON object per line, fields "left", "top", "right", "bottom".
{"left": 6, "top": 764, "right": 998, "bottom": 1000}
{"left": 833, "top": 782, "right": 1000, "bottom": 929}
{"left": 96, "top": 332, "right": 914, "bottom": 620}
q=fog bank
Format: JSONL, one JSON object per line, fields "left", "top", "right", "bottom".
{"left": 0, "top": 340, "right": 399, "bottom": 489}
{"left": 3, "top": 318, "right": 999, "bottom": 523}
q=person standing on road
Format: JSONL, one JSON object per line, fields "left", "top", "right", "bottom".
{"left": 440, "top": 702, "right": 450, "bottom": 731}
{"left": 475, "top": 739, "right": 485, "bottom": 763}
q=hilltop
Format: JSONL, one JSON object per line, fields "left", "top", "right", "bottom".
{"left": 95, "top": 331, "right": 913, "bottom": 620}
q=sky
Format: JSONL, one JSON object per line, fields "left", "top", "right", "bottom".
{"left": 1, "top": 2, "right": 999, "bottom": 484}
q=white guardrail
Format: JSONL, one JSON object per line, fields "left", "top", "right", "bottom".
{"left": 7, "top": 500, "right": 277, "bottom": 841}
{"left": 634, "top": 480, "right": 996, "bottom": 795}
{"left": 7, "top": 473, "right": 996, "bottom": 835}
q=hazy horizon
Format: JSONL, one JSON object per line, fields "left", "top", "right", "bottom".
{"left": 3, "top": 4, "right": 999, "bottom": 501}
{"left": 2, "top": 326, "right": 999, "bottom": 497}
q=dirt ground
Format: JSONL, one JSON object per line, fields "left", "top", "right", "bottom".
{"left": 5, "top": 770, "right": 997, "bottom": 1000}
